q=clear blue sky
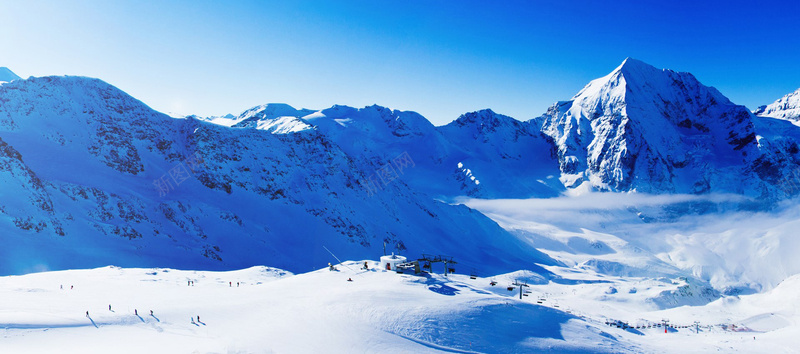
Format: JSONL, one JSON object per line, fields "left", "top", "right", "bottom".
{"left": 1, "top": 0, "right": 798, "bottom": 125}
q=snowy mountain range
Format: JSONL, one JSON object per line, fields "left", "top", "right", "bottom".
{"left": 2, "top": 62, "right": 800, "bottom": 279}
{"left": 0, "top": 71, "right": 554, "bottom": 275}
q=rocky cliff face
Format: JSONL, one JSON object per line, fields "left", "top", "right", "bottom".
{"left": 534, "top": 58, "right": 796, "bottom": 199}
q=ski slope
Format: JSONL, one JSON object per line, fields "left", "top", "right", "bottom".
{"left": 2, "top": 263, "right": 798, "bottom": 353}
{"left": 0, "top": 264, "right": 630, "bottom": 353}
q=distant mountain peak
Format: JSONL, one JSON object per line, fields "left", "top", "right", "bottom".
{"left": 754, "top": 87, "right": 800, "bottom": 121}
{"left": 617, "top": 57, "right": 657, "bottom": 72}
{"left": 451, "top": 109, "right": 520, "bottom": 130}
{"left": 538, "top": 59, "right": 761, "bottom": 194}
{"left": 0, "top": 67, "right": 21, "bottom": 83}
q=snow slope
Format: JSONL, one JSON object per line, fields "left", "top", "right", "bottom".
{"left": 436, "top": 109, "right": 563, "bottom": 198}
{"left": 0, "top": 265, "right": 632, "bottom": 353}
{"left": 218, "top": 103, "right": 564, "bottom": 199}
{"left": 3, "top": 263, "right": 799, "bottom": 353}
{"left": 0, "top": 75, "right": 554, "bottom": 276}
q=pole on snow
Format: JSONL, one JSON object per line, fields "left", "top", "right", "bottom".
{"left": 322, "top": 245, "right": 358, "bottom": 274}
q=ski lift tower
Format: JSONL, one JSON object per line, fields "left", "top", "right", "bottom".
{"left": 512, "top": 280, "right": 530, "bottom": 300}
{"left": 419, "top": 254, "right": 457, "bottom": 277}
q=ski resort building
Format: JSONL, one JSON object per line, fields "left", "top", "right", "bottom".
{"left": 380, "top": 253, "right": 407, "bottom": 271}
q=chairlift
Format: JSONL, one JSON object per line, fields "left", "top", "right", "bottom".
{"left": 422, "top": 262, "right": 431, "bottom": 270}
{"left": 448, "top": 267, "right": 456, "bottom": 274}
{"left": 490, "top": 280, "right": 497, "bottom": 286}
{"left": 507, "top": 285, "right": 515, "bottom": 291}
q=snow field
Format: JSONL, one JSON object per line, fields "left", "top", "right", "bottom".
{"left": 0, "top": 263, "right": 634, "bottom": 353}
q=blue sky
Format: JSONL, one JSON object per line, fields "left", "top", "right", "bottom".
{"left": 1, "top": 0, "right": 798, "bottom": 125}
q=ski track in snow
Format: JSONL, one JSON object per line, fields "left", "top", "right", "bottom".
{"left": 1, "top": 263, "right": 798, "bottom": 353}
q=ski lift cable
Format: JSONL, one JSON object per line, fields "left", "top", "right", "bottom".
{"left": 322, "top": 245, "right": 362, "bottom": 275}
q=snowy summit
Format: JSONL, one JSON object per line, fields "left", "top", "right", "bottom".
{"left": 0, "top": 67, "right": 21, "bottom": 83}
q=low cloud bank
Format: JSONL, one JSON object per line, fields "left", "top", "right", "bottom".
{"left": 458, "top": 192, "right": 800, "bottom": 291}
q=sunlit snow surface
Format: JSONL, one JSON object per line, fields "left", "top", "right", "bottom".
{"left": 1, "top": 265, "right": 629, "bottom": 353}
{"left": 2, "top": 261, "right": 798, "bottom": 353}
{"left": 755, "top": 87, "right": 800, "bottom": 122}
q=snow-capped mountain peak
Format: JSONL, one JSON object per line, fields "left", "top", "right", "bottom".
{"left": 0, "top": 67, "right": 21, "bottom": 83}
{"left": 536, "top": 58, "right": 768, "bottom": 195}
{"left": 450, "top": 109, "right": 521, "bottom": 131}
{"left": 754, "top": 87, "right": 800, "bottom": 122}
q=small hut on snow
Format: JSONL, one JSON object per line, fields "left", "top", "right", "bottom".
{"left": 380, "top": 253, "right": 407, "bottom": 271}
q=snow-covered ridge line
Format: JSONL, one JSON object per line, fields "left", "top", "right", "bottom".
{"left": 755, "top": 87, "right": 800, "bottom": 122}
{"left": 191, "top": 59, "right": 800, "bottom": 201}
{"left": 0, "top": 72, "right": 552, "bottom": 276}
